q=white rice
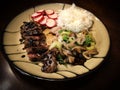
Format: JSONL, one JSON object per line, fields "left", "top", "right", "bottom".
{"left": 57, "top": 4, "right": 94, "bottom": 32}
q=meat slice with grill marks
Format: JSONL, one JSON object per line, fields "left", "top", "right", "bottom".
{"left": 23, "top": 34, "right": 46, "bottom": 49}
{"left": 26, "top": 45, "right": 48, "bottom": 62}
{"left": 20, "top": 21, "right": 48, "bottom": 61}
{"left": 26, "top": 45, "right": 48, "bottom": 54}
{"left": 20, "top": 21, "right": 43, "bottom": 39}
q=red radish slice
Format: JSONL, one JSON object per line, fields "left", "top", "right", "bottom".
{"left": 33, "top": 15, "right": 44, "bottom": 23}
{"left": 37, "top": 9, "right": 45, "bottom": 13}
{"left": 37, "top": 10, "right": 45, "bottom": 15}
{"left": 46, "top": 18, "right": 56, "bottom": 28}
{"left": 48, "top": 13, "right": 58, "bottom": 19}
{"left": 40, "top": 16, "right": 48, "bottom": 25}
{"left": 31, "top": 12, "right": 42, "bottom": 18}
{"left": 45, "top": 10, "right": 54, "bottom": 15}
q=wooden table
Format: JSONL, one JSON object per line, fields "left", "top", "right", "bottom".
{"left": 0, "top": 0, "right": 120, "bottom": 90}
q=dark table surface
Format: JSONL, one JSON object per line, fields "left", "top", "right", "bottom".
{"left": 0, "top": 0, "right": 120, "bottom": 90}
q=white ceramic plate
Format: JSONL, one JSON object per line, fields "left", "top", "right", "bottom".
{"left": 3, "top": 3, "right": 110, "bottom": 81}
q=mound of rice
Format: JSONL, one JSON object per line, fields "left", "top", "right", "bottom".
{"left": 57, "top": 4, "right": 94, "bottom": 32}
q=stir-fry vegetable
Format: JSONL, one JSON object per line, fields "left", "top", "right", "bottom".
{"left": 57, "top": 54, "right": 65, "bottom": 64}
{"left": 84, "top": 34, "right": 93, "bottom": 46}
{"left": 49, "top": 41, "right": 62, "bottom": 50}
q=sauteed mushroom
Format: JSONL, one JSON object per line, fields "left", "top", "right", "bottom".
{"left": 83, "top": 49, "right": 98, "bottom": 59}
{"left": 72, "top": 46, "right": 86, "bottom": 53}
{"left": 41, "top": 48, "right": 59, "bottom": 73}
{"left": 41, "top": 54, "right": 58, "bottom": 73}
{"left": 68, "top": 56, "right": 75, "bottom": 64}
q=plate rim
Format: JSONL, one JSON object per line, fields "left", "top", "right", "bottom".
{"left": 1, "top": 2, "right": 110, "bottom": 81}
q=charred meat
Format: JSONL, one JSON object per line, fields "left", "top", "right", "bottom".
{"left": 20, "top": 21, "right": 48, "bottom": 62}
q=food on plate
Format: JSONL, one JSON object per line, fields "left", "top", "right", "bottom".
{"left": 57, "top": 4, "right": 93, "bottom": 33}
{"left": 31, "top": 9, "right": 58, "bottom": 28}
{"left": 20, "top": 4, "right": 98, "bottom": 73}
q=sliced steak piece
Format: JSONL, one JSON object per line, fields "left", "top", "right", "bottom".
{"left": 27, "top": 53, "right": 41, "bottom": 61}
{"left": 24, "top": 36, "right": 41, "bottom": 40}
{"left": 20, "top": 21, "right": 43, "bottom": 39}
{"left": 26, "top": 45, "right": 48, "bottom": 54}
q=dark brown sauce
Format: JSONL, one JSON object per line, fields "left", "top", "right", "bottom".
{"left": 21, "top": 55, "right": 25, "bottom": 58}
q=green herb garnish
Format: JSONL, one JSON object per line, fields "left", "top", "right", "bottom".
{"left": 63, "top": 35, "right": 69, "bottom": 43}
{"left": 84, "top": 34, "right": 93, "bottom": 46}
{"left": 57, "top": 54, "right": 66, "bottom": 65}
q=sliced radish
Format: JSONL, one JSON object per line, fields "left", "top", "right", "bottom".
{"left": 37, "top": 9, "right": 44, "bottom": 13}
{"left": 33, "top": 15, "right": 44, "bottom": 23}
{"left": 45, "top": 10, "right": 54, "bottom": 15}
{"left": 37, "top": 9, "right": 45, "bottom": 15}
{"left": 31, "top": 9, "right": 58, "bottom": 28}
{"left": 48, "top": 13, "right": 58, "bottom": 19}
{"left": 40, "top": 16, "right": 48, "bottom": 25}
{"left": 46, "top": 19, "right": 56, "bottom": 28}
{"left": 31, "top": 12, "right": 42, "bottom": 18}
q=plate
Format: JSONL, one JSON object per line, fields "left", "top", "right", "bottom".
{"left": 3, "top": 3, "right": 110, "bottom": 81}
